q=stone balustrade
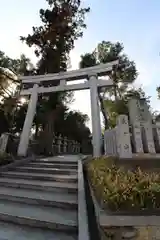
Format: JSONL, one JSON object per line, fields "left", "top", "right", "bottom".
{"left": 52, "top": 135, "right": 81, "bottom": 155}
{"left": 0, "top": 132, "right": 81, "bottom": 156}
{"left": 104, "top": 113, "right": 160, "bottom": 158}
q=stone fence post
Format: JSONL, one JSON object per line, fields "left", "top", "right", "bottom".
{"left": 57, "top": 135, "right": 62, "bottom": 154}
{"left": 132, "top": 122, "right": 143, "bottom": 153}
{"left": 154, "top": 122, "right": 160, "bottom": 152}
{"left": 104, "top": 129, "right": 118, "bottom": 156}
{"left": 63, "top": 137, "right": 67, "bottom": 153}
{"left": 68, "top": 140, "right": 72, "bottom": 153}
{"left": 142, "top": 122, "right": 155, "bottom": 153}
{"left": 116, "top": 115, "right": 132, "bottom": 158}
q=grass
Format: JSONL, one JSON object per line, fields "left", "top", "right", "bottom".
{"left": 87, "top": 156, "right": 160, "bottom": 211}
{"left": 0, "top": 152, "right": 13, "bottom": 166}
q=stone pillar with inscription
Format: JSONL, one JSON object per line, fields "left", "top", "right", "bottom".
{"left": 154, "top": 122, "right": 160, "bottom": 152}
{"left": 104, "top": 129, "right": 118, "bottom": 156}
{"left": 74, "top": 141, "right": 77, "bottom": 153}
{"left": 68, "top": 140, "right": 72, "bottom": 153}
{"left": 128, "top": 99, "right": 141, "bottom": 125}
{"left": 72, "top": 140, "right": 76, "bottom": 153}
{"left": 142, "top": 122, "right": 155, "bottom": 153}
{"left": 57, "top": 135, "right": 62, "bottom": 154}
{"left": 112, "top": 128, "right": 118, "bottom": 156}
{"left": 116, "top": 115, "right": 132, "bottom": 158}
{"left": 75, "top": 141, "right": 79, "bottom": 153}
{"left": 78, "top": 142, "right": 80, "bottom": 153}
{"left": 63, "top": 137, "right": 67, "bottom": 153}
{"left": 52, "top": 137, "right": 56, "bottom": 154}
{"left": 132, "top": 122, "right": 144, "bottom": 153}
{"left": 128, "top": 98, "right": 154, "bottom": 154}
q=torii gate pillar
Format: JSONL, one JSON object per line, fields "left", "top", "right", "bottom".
{"left": 17, "top": 84, "right": 38, "bottom": 156}
{"left": 89, "top": 74, "right": 102, "bottom": 157}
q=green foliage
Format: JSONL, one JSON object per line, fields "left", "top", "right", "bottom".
{"left": 79, "top": 53, "right": 97, "bottom": 68}
{"left": 21, "top": 0, "right": 90, "bottom": 74}
{"left": 0, "top": 51, "right": 34, "bottom": 135}
{"left": 0, "top": 152, "right": 13, "bottom": 165}
{"left": 104, "top": 99, "right": 128, "bottom": 128}
{"left": 80, "top": 41, "right": 137, "bottom": 90}
{"left": 80, "top": 41, "right": 138, "bottom": 129}
{"left": 104, "top": 87, "right": 150, "bottom": 128}
{"left": 87, "top": 157, "right": 160, "bottom": 211}
{"left": 54, "top": 108, "right": 90, "bottom": 142}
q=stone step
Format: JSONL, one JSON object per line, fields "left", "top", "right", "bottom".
{"left": 36, "top": 157, "right": 78, "bottom": 165}
{"left": 0, "top": 199, "right": 78, "bottom": 232}
{"left": 0, "top": 177, "right": 78, "bottom": 193}
{"left": 26, "top": 162, "right": 78, "bottom": 169}
{"left": 0, "top": 171, "right": 78, "bottom": 183}
{"left": 14, "top": 166, "right": 77, "bottom": 175}
{"left": 0, "top": 221, "right": 77, "bottom": 240}
{"left": 0, "top": 186, "right": 78, "bottom": 209}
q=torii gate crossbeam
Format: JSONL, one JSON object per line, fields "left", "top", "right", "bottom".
{"left": 17, "top": 60, "right": 118, "bottom": 157}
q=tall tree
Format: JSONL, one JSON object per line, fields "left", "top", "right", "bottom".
{"left": 79, "top": 41, "right": 138, "bottom": 129}
{"left": 21, "top": 0, "right": 90, "bottom": 155}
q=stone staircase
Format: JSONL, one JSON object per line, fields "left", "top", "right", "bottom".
{"left": 0, "top": 155, "right": 87, "bottom": 240}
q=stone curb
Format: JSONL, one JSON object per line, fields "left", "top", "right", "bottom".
{"left": 78, "top": 155, "right": 90, "bottom": 240}
{"left": 88, "top": 179, "right": 105, "bottom": 240}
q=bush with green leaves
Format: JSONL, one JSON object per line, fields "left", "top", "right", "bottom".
{"left": 87, "top": 157, "right": 160, "bottom": 211}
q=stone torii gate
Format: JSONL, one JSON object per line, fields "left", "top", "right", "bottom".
{"left": 18, "top": 60, "right": 118, "bottom": 157}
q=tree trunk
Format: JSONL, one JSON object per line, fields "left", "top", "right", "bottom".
{"left": 98, "top": 91, "right": 108, "bottom": 130}
{"left": 113, "top": 83, "right": 118, "bottom": 101}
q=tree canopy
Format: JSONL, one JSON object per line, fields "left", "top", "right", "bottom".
{"left": 79, "top": 41, "right": 145, "bottom": 129}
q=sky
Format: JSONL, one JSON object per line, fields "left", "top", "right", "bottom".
{"left": 0, "top": 0, "right": 160, "bottom": 129}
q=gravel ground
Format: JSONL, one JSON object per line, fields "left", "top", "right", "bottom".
{"left": 103, "top": 226, "right": 160, "bottom": 239}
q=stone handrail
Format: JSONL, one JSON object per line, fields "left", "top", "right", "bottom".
{"left": 104, "top": 114, "right": 160, "bottom": 158}
{"left": 0, "top": 133, "right": 81, "bottom": 156}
